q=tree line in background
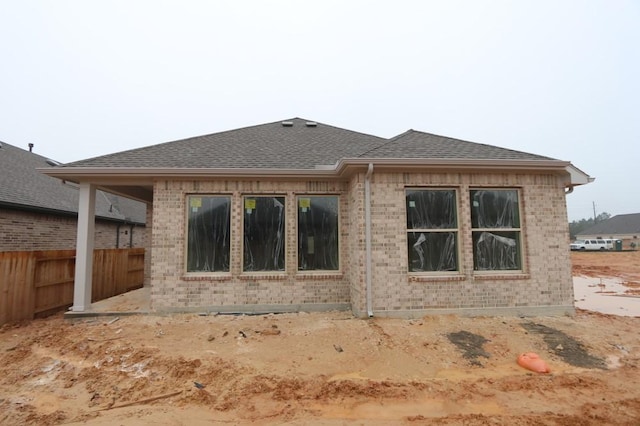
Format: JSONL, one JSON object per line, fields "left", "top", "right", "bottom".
{"left": 569, "top": 212, "right": 611, "bottom": 240}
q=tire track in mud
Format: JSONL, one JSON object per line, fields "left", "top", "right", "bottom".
{"left": 521, "top": 322, "right": 607, "bottom": 369}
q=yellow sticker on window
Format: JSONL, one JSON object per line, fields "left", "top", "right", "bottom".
{"left": 299, "top": 198, "right": 311, "bottom": 209}
{"left": 245, "top": 199, "right": 256, "bottom": 210}
{"left": 190, "top": 197, "right": 202, "bottom": 208}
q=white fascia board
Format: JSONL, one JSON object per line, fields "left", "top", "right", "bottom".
{"left": 334, "top": 157, "right": 573, "bottom": 175}
{"left": 565, "top": 164, "right": 595, "bottom": 186}
{"left": 38, "top": 167, "right": 338, "bottom": 182}
{"left": 39, "top": 158, "right": 580, "bottom": 182}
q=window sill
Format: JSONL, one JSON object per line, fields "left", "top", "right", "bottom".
{"left": 239, "top": 273, "right": 288, "bottom": 281}
{"left": 409, "top": 274, "right": 466, "bottom": 282}
{"left": 182, "top": 273, "right": 232, "bottom": 281}
{"left": 472, "top": 273, "right": 530, "bottom": 281}
{"left": 296, "top": 272, "right": 344, "bottom": 280}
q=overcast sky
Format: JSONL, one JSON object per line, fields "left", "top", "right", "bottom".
{"left": 1, "top": 1, "right": 638, "bottom": 221}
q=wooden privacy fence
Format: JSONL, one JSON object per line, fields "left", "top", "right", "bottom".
{"left": 1, "top": 248, "right": 144, "bottom": 325}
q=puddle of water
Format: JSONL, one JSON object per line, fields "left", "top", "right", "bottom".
{"left": 328, "top": 372, "right": 370, "bottom": 381}
{"left": 313, "top": 396, "right": 504, "bottom": 420}
{"left": 573, "top": 276, "right": 640, "bottom": 317}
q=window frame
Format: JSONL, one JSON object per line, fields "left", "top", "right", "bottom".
{"left": 296, "top": 195, "right": 341, "bottom": 273}
{"left": 470, "top": 188, "right": 524, "bottom": 273}
{"left": 241, "top": 195, "right": 287, "bottom": 273}
{"left": 184, "top": 194, "right": 232, "bottom": 274}
{"left": 405, "top": 188, "right": 460, "bottom": 274}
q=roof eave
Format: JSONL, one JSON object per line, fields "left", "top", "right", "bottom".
{"left": 39, "top": 158, "right": 580, "bottom": 183}
{"left": 337, "top": 157, "right": 571, "bottom": 171}
{"left": 0, "top": 200, "right": 144, "bottom": 224}
{"left": 564, "top": 164, "right": 595, "bottom": 186}
{"left": 38, "top": 167, "right": 339, "bottom": 183}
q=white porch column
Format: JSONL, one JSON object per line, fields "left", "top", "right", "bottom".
{"left": 72, "top": 182, "right": 96, "bottom": 312}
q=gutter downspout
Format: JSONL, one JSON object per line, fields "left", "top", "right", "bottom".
{"left": 365, "top": 163, "right": 374, "bottom": 317}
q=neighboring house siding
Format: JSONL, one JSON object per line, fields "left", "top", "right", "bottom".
{"left": 0, "top": 208, "right": 146, "bottom": 251}
{"left": 149, "top": 172, "right": 573, "bottom": 316}
{"left": 0, "top": 209, "right": 77, "bottom": 250}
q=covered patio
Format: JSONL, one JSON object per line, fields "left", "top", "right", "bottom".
{"left": 64, "top": 286, "right": 151, "bottom": 318}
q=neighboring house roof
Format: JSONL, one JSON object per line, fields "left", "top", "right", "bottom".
{"left": 0, "top": 141, "right": 146, "bottom": 224}
{"left": 40, "top": 117, "right": 593, "bottom": 203}
{"left": 577, "top": 213, "right": 640, "bottom": 237}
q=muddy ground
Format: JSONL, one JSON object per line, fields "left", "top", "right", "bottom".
{"left": 1, "top": 251, "right": 639, "bottom": 425}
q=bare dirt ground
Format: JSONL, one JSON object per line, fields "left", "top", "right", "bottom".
{"left": 1, "top": 251, "right": 640, "bottom": 425}
{"left": 572, "top": 250, "right": 640, "bottom": 294}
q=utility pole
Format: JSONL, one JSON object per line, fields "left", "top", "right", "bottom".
{"left": 593, "top": 202, "right": 597, "bottom": 223}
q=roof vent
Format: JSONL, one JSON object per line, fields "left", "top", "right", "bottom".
{"left": 45, "top": 158, "right": 62, "bottom": 167}
{"left": 281, "top": 121, "right": 293, "bottom": 127}
{"left": 305, "top": 121, "right": 317, "bottom": 127}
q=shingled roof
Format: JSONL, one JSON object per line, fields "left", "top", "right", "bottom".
{"left": 577, "top": 213, "right": 640, "bottom": 236}
{"left": 0, "top": 141, "right": 146, "bottom": 224}
{"left": 65, "top": 118, "right": 388, "bottom": 169}
{"left": 360, "top": 129, "right": 554, "bottom": 160}
{"left": 62, "top": 117, "right": 553, "bottom": 170}
{"left": 41, "top": 118, "right": 591, "bottom": 204}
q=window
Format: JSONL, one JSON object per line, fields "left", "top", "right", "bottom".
{"left": 297, "top": 196, "right": 339, "bottom": 271}
{"left": 186, "top": 196, "right": 231, "bottom": 272}
{"left": 470, "top": 189, "right": 522, "bottom": 271}
{"left": 406, "top": 189, "right": 458, "bottom": 272}
{"left": 243, "top": 196, "right": 286, "bottom": 272}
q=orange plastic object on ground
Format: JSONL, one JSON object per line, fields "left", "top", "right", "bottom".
{"left": 517, "top": 352, "right": 551, "bottom": 373}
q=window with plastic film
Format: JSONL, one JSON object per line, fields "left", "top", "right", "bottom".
{"left": 298, "top": 196, "right": 339, "bottom": 271}
{"left": 243, "top": 196, "right": 286, "bottom": 272}
{"left": 470, "top": 189, "right": 522, "bottom": 271}
{"left": 186, "top": 196, "right": 231, "bottom": 272}
{"left": 406, "top": 189, "right": 458, "bottom": 272}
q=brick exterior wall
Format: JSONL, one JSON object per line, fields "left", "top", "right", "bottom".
{"left": 0, "top": 208, "right": 146, "bottom": 251}
{"left": 144, "top": 204, "right": 153, "bottom": 287}
{"left": 346, "top": 174, "right": 367, "bottom": 317}
{"left": 354, "top": 171, "right": 573, "bottom": 317}
{"left": 149, "top": 172, "right": 574, "bottom": 317}
{"left": 150, "top": 180, "right": 352, "bottom": 312}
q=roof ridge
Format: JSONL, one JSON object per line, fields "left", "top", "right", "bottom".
{"left": 63, "top": 118, "right": 297, "bottom": 166}
{"left": 406, "top": 129, "right": 554, "bottom": 159}
{"left": 613, "top": 212, "right": 640, "bottom": 218}
{"left": 357, "top": 129, "right": 415, "bottom": 158}
{"left": 292, "top": 118, "right": 387, "bottom": 142}
{"left": 64, "top": 117, "right": 387, "bottom": 167}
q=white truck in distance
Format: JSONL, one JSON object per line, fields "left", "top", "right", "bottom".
{"left": 570, "top": 239, "right": 613, "bottom": 251}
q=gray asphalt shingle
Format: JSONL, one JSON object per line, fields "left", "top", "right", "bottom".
{"left": 360, "top": 130, "right": 554, "bottom": 160}
{"left": 61, "top": 118, "right": 555, "bottom": 170}
{"left": 65, "top": 118, "right": 388, "bottom": 169}
{"left": 578, "top": 213, "right": 640, "bottom": 236}
{"left": 0, "top": 141, "right": 146, "bottom": 223}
